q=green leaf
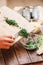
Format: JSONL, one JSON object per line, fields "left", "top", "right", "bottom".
{"left": 26, "top": 41, "right": 37, "bottom": 50}
{"left": 5, "top": 18, "right": 19, "bottom": 27}
{"left": 18, "top": 28, "right": 29, "bottom": 38}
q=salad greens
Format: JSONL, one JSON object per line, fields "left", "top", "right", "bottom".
{"left": 37, "top": 34, "right": 43, "bottom": 47}
{"left": 36, "top": 34, "right": 43, "bottom": 55}
{"left": 26, "top": 41, "right": 37, "bottom": 50}
{"left": 5, "top": 18, "right": 19, "bottom": 27}
{"left": 18, "top": 29, "right": 29, "bottom": 38}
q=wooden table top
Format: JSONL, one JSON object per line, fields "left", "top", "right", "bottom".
{"left": 0, "top": 41, "right": 43, "bottom": 65}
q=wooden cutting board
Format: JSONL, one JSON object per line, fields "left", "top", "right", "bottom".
{"left": 0, "top": 6, "right": 41, "bottom": 37}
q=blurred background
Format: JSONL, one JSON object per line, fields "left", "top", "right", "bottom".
{"left": 0, "top": 0, "right": 43, "bottom": 8}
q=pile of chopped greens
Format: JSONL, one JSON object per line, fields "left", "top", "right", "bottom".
{"left": 26, "top": 41, "right": 37, "bottom": 50}
{"left": 18, "top": 29, "right": 29, "bottom": 38}
{"left": 5, "top": 18, "right": 19, "bottom": 27}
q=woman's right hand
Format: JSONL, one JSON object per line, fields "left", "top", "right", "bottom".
{"left": 0, "top": 35, "right": 14, "bottom": 49}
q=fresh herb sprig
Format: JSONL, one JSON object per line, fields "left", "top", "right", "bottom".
{"left": 18, "top": 28, "right": 29, "bottom": 38}
{"left": 5, "top": 18, "right": 19, "bottom": 27}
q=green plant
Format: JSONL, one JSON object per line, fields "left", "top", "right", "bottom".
{"left": 36, "top": 34, "right": 43, "bottom": 55}
{"left": 26, "top": 41, "right": 37, "bottom": 50}
{"left": 5, "top": 18, "right": 19, "bottom": 27}
{"left": 18, "top": 29, "right": 29, "bottom": 38}
{"left": 37, "top": 34, "right": 43, "bottom": 47}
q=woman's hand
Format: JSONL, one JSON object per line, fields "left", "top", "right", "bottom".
{"left": 0, "top": 35, "right": 14, "bottom": 49}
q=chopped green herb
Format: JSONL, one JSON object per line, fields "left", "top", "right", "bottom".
{"left": 26, "top": 41, "right": 37, "bottom": 50}
{"left": 5, "top": 18, "right": 19, "bottom": 27}
{"left": 18, "top": 29, "right": 29, "bottom": 38}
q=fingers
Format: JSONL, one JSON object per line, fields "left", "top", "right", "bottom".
{"left": 0, "top": 35, "right": 15, "bottom": 49}
{"left": 3, "top": 42, "right": 13, "bottom": 46}
{"left": 2, "top": 35, "right": 14, "bottom": 43}
{"left": 3, "top": 38, "right": 14, "bottom": 43}
{"left": 1, "top": 45, "right": 10, "bottom": 49}
{"left": 1, "top": 42, "right": 14, "bottom": 49}
{"left": 3, "top": 35, "right": 13, "bottom": 39}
